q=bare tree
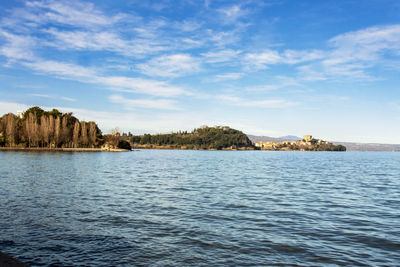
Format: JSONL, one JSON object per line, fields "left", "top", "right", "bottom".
{"left": 72, "top": 120, "right": 80, "bottom": 148}
{"left": 80, "top": 121, "right": 88, "bottom": 146}
{"left": 40, "top": 115, "right": 50, "bottom": 147}
{"left": 88, "top": 122, "right": 97, "bottom": 147}
{"left": 61, "top": 115, "right": 70, "bottom": 147}
{"left": 54, "top": 116, "right": 60, "bottom": 147}
{"left": 48, "top": 115, "right": 55, "bottom": 147}
{"left": 5, "top": 114, "right": 16, "bottom": 146}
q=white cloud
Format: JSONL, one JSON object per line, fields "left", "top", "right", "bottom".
{"left": 243, "top": 49, "right": 323, "bottom": 70}
{"left": 3, "top": 51, "right": 187, "bottom": 97}
{"left": 30, "top": 93, "right": 76, "bottom": 102}
{"left": 218, "top": 5, "right": 248, "bottom": 23}
{"left": 0, "top": 26, "right": 188, "bottom": 97}
{"left": 23, "top": 59, "right": 97, "bottom": 80}
{"left": 44, "top": 28, "right": 166, "bottom": 57}
{"left": 245, "top": 76, "right": 301, "bottom": 91}
{"left": 217, "top": 95, "right": 298, "bottom": 109}
{"left": 25, "top": 0, "right": 125, "bottom": 28}
{"left": 213, "top": 72, "right": 244, "bottom": 81}
{"left": 100, "top": 76, "right": 186, "bottom": 97}
{"left": 243, "top": 49, "right": 281, "bottom": 69}
{"left": 296, "top": 65, "right": 327, "bottom": 81}
{"left": 202, "top": 49, "right": 241, "bottom": 63}
{"left": 327, "top": 24, "right": 400, "bottom": 65}
{"left": 0, "top": 101, "right": 30, "bottom": 115}
{"left": 282, "top": 50, "right": 325, "bottom": 64}
{"left": 0, "top": 31, "right": 36, "bottom": 61}
{"left": 1, "top": 1, "right": 170, "bottom": 59}
{"left": 208, "top": 29, "right": 240, "bottom": 47}
{"left": 109, "top": 94, "right": 181, "bottom": 110}
{"left": 299, "top": 24, "right": 400, "bottom": 80}
{"left": 137, "top": 54, "right": 201, "bottom": 77}
{"left": 174, "top": 20, "right": 203, "bottom": 32}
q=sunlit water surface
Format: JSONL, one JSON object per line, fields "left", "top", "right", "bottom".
{"left": 0, "top": 150, "right": 399, "bottom": 266}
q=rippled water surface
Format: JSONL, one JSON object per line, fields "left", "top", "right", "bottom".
{"left": 0, "top": 150, "right": 399, "bottom": 266}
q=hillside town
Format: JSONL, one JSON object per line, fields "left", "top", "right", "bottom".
{"left": 255, "top": 135, "right": 346, "bottom": 151}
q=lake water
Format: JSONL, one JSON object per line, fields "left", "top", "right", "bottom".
{"left": 0, "top": 150, "right": 399, "bottom": 266}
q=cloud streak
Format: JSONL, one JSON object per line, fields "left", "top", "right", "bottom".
{"left": 137, "top": 54, "right": 201, "bottom": 77}
{"left": 217, "top": 95, "right": 298, "bottom": 109}
{"left": 109, "top": 94, "right": 181, "bottom": 110}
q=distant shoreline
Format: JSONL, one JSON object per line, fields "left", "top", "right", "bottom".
{"left": 0, "top": 147, "right": 130, "bottom": 152}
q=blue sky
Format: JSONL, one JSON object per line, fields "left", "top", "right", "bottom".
{"left": 1, "top": 0, "right": 400, "bottom": 143}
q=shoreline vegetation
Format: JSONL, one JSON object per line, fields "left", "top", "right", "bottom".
{"left": 125, "top": 126, "right": 256, "bottom": 150}
{"left": 0, "top": 107, "right": 131, "bottom": 151}
{"left": 1, "top": 107, "right": 346, "bottom": 152}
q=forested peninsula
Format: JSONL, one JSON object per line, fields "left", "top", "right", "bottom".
{"left": 0, "top": 107, "right": 130, "bottom": 151}
{"left": 124, "top": 126, "right": 255, "bottom": 150}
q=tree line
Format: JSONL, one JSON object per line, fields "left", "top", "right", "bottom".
{"left": 126, "top": 126, "right": 254, "bottom": 150}
{"left": 0, "top": 107, "right": 103, "bottom": 148}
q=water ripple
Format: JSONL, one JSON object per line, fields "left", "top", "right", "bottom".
{"left": 0, "top": 150, "right": 399, "bottom": 266}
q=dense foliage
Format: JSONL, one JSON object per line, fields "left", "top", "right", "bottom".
{"left": 0, "top": 107, "right": 103, "bottom": 148}
{"left": 129, "top": 126, "right": 254, "bottom": 150}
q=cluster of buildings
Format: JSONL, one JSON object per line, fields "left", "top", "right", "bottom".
{"left": 255, "top": 135, "right": 332, "bottom": 151}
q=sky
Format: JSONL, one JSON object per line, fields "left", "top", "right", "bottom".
{"left": 0, "top": 0, "right": 400, "bottom": 143}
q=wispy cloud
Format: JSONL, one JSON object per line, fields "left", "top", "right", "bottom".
{"left": 298, "top": 24, "right": 400, "bottom": 80}
{"left": 99, "top": 76, "right": 186, "bottom": 97}
{"left": 1, "top": 25, "right": 188, "bottom": 98}
{"left": 218, "top": 5, "right": 248, "bottom": 23}
{"left": 243, "top": 49, "right": 324, "bottom": 70}
{"left": 217, "top": 95, "right": 298, "bottom": 109}
{"left": 44, "top": 29, "right": 166, "bottom": 57}
{"left": 109, "top": 94, "right": 181, "bottom": 110}
{"left": 24, "top": 0, "right": 126, "bottom": 28}
{"left": 202, "top": 49, "right": 241, "bottom": 63}
{"left": 207, "top": 29, "right": 241, "bottom": 47}
{"left": 137, "top": 54, "right": 201, "bottom": 77}
{"left": 3, "top": 50, "right": 187, "bottom": 97}
{"left": 326, "top": 24, "right": 400, "bottom": 65}
{"left": 30, "top": 93, "right": 76, "bottom": 102}
{"left": 0, "top": 31, "right": 36, "bottom": 61}
{"left": 213, "top": 72, "right": 244, "bottom": 81}
{"left": 245, "top": 76, "right": 301, "bottom": 91}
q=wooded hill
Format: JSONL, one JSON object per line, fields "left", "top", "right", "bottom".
{"left": 127, "top": 126, "right": 255, "bottom": 150}
{"left": 0, "top": 107, "right": 103, "bottom": 148}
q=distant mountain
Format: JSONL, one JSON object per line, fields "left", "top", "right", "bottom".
{"left": 248, "top": 134, "right": 400, "bottom": 152}
{"left": 280, "top": 135, "right": 302, "bottom": 141}
{"left": 247, "top": 135, "right": 301, "bottom": 143}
